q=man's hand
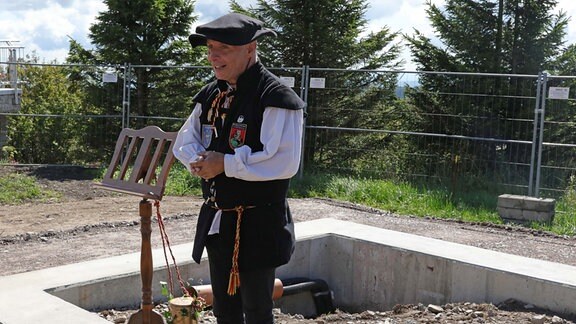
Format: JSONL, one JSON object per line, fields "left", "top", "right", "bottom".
{"left": 189, "top": 154, "right": 204, "bottom": 175}
{"left": 189, "top": 151, "right": 225, "bottom": 180}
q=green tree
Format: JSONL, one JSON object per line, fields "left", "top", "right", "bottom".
{"left": 551, "top": 44, "right": 576, "bottom": 75}
{"left": 407, "top": 0, "right": 567, "bottom": 74}
{"left": 7, "top": 61, "right": 99, "bottom": 164}
{"left": 230, "top": 0, "right": 407, "bottom": 176}
{"left": 70, "top": 0, "right": 201, "bottom": 129}
{"left": 404, "top": 0, "right": 569, "bottom": 187}
{"left": 231, "top": 0, "right": 402, "bottom": 70}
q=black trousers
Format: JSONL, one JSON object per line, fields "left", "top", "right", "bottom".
{"left": 206, "top": 234, "right": 276, "bottom": 324}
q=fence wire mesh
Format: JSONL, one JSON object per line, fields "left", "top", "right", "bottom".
{"left": 1, "top": 62, "right": 576, "bottom": 196}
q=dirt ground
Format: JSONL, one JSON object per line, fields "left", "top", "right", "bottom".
{"left": 1, "top": 165, "right": 576, "bottom": 323}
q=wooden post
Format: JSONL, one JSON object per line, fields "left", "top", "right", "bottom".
{"left": 139, "top": 199, "right": 154, "bottom": 323}
{"left": 127, "top": 199, "right": 165, "bottom": 324}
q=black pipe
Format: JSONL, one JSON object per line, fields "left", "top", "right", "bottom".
{"left": 280, "top": 277, "right": 335, "bottom": 316}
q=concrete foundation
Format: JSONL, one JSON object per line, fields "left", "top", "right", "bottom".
{"left": 0, "top": 218, "right": 575, "bottom": 323}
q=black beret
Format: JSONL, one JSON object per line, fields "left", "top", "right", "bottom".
{"left": 189, "top": 13, "right": 276, "bottom": 47}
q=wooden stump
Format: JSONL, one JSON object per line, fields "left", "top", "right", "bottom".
{"left": 169, "top": 297, "right": 199, "bottom": 324}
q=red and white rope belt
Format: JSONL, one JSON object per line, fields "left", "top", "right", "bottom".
{"left": 212, "top": 204, "right": 256, "bottom": 295}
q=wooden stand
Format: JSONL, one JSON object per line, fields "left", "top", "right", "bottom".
{"left": 95, "top": 126, "right": 178, "bottom": 324}
{"left": 126, "top": 199, "right": 164, "bottom": 324}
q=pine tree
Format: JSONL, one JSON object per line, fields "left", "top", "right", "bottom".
{"left": 404, "top": 0, "right": 569, "bottom": 188}
{"left": 89, "top": 0, "right": 196, "bottom": 65}
{"left": 232, "top": 0, "right": 402, "bottom": 70}
{"left": 230, "top": 0, "right": 408, "bottom": 175}
{"left": 86, "top": 0, "right": 198, "bottom": 127}
{"left": 407, "top": 0, "right": 567, "bottom": 74}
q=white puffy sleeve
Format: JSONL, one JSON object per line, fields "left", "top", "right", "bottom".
{"left": 172, "top": 103, "right": 205, "bottom": 172}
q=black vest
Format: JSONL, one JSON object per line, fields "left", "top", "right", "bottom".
{"left": 193, "top": 62, "right": 305, "bottom": 208}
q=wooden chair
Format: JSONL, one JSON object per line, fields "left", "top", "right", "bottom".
{"left": 95, "top": 126, "right": 178, "bottom": 324}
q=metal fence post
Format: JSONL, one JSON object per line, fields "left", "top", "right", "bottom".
{"left": 8, "top": 49, "right": 19, "bottom": 104}
{"left": 528, "top": 72, "right": 547, "bottom": 197}
{"left": 298, "top": 65, "right": 310, "bottom": 179}
{"left": 528, "top": 73, "right": 541, "bottom": 196}
{"left": 121, "top": 63, "right": 128, "bottom": 130}
{"left": 534, "top": 72, "right": 548, "bottom": 197}
{"left": 123, "top": 63, "right": 132, "bottom": 130}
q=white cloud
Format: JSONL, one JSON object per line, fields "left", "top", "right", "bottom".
{"left": 364, "top": 1, "right": 443, "bottom": 70}
{"left": 2, "top": 0, "right": 46, "bottom": 11}
{"left": 1, "top": 0, "right": 105, "bottom": 62}
{"left": 192, "top": 0, "right": 257, "bottom": 29}
{"left": 2, "top": 0, "right": 576, "bottom": 65}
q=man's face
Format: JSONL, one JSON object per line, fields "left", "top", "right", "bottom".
{"left": 206, "top": 40, "right": 254, "bottom": 85}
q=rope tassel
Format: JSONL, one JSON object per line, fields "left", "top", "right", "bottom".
{"left": 227, "top": 206, "right": 244, "bottom": 295}
{"left": 227, "top": 269, "right": 241, "bottom": 296}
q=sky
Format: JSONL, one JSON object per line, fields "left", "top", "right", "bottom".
{"left": 2, "top": 0, "right": 576, "bottom": 70}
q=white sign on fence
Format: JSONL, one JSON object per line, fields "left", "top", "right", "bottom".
{"left": 280, "top": 76, "right": 295, "bottom": 88}
{"left": 102, "top": 71, "right": 118, "bottom": 83}
{"left": 309, "top": 77, "right": 326, "bottom": 89}
{"left": 548, "top": 87, "right": 570, "bottom": 100}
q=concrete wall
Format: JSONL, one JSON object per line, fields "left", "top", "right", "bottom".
{"left": 291, "top": 235, "right": 576, "bottom": 315}
{"left": 277, "top": 220, "right": 576, "bottom": 316}
{"left": 48, "top": 248, "right": 211, "bottom": 311}
{"left": 1, "top": 219, "right": 576, "bottom": 324}
{"left": 37, "top": 219, "right": 576, "bottom": 317}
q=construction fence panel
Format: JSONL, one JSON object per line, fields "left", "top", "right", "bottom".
{"left": 303, "top": 69, "right": 540, "bottom": 195}
{"left": 0, "top": 62, "right": 124, "bottom": 165}
{"left": 4, "top": 62, "right": 576, "bottom": 196}
{"left": 538, "top": 74, "right": 576, "bottom": 196}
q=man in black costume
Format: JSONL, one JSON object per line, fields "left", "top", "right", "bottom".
{"left": 173, "top": 12, "right": 305, "bottom": 324}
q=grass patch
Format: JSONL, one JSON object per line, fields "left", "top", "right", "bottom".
{"left": 290, "top": 173, "right": 501, "bottom": 222}
{"left": 289, "top": 172, "right": 574, "bottom": 236}
{"left": 165, "top": 163, "right": 203, "bottom": 196}
{"left": 3, "top": 166, "right": 575, "bottom": 237}
{"left": 0, "top": 173, "right": 61, "bottom": 204}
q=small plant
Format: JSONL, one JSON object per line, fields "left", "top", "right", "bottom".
{"left": 1, "top": 145, "right": 17, "bottom": 163}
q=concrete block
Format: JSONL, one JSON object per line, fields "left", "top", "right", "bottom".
{"left": 523, "top": 210, "right": 554, "bottom": 223}
{"left": 497, "top": 194, "right": 555, "bottom": 223}
{"left": 0, "top": 89, "right": 21, "bottom": 113}
{"left": 498, "top": 194, "right": 525, "bottom": 209}
{"left": 497, "top": 206, "right": 523, "bottom": 219}
{"left": 523, "top": 197, "right": 555, "bottom": 212}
